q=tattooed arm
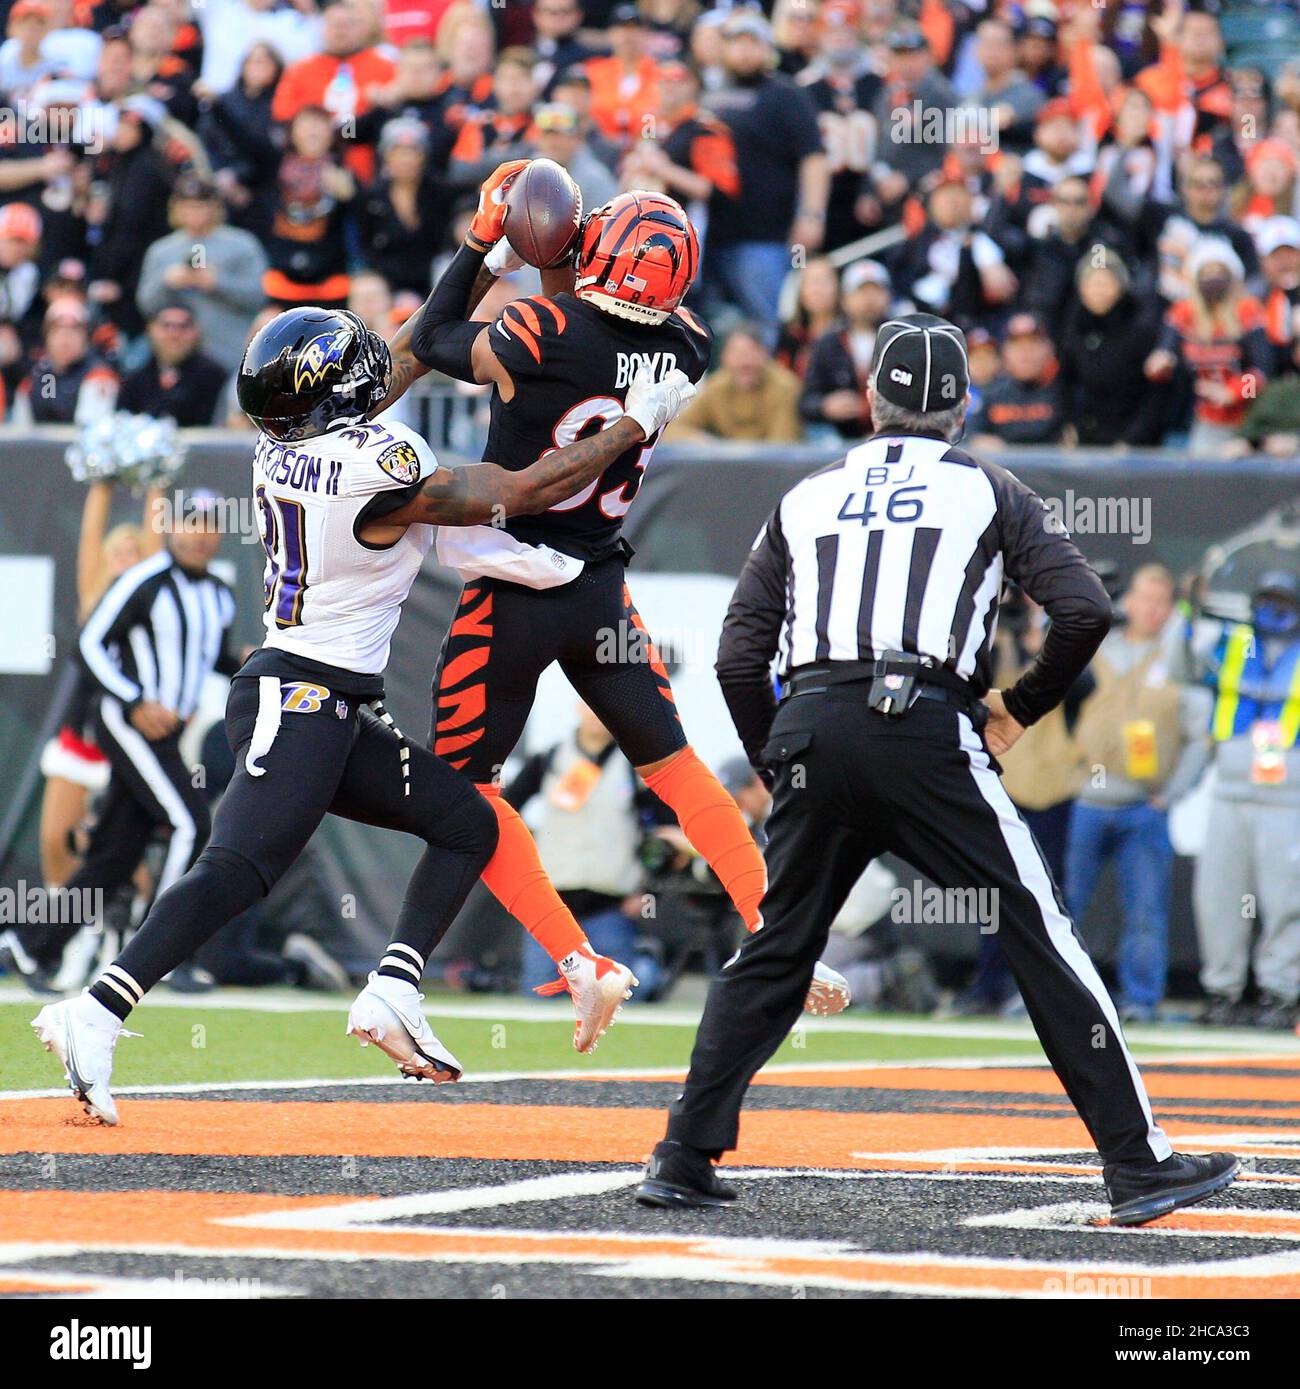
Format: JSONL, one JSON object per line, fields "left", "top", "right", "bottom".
{"left": 356, "top": 367, "right": 696, "bottom": 538}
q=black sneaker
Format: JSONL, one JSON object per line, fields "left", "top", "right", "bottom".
{"left": 635, "top": 1140, "right": 738, "bottom": 1209}
{"left": 1199, "top": 993, "right": 1246, "bottom": 1027}
{"left": 1252, "top": 992, "right": 1298, "bottom": 1030}
{"left": 1104, "top": 1151, "right": 1239, "bottom": 1227}
{"left": 0, "top": 930, "right": 58, "bottom": 996}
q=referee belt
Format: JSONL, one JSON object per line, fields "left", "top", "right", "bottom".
{"left": 783, "top": 659, "right": 975, "bottom": 711}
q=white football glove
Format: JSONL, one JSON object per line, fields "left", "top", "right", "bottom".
{"left": 623, "top": 365, "right": 697, "bottom": 438}
{"left": 485, "top": 237, "right": 526, "bottom": 277}
{"left": 804, "top": 959, "right": 852, "bottom": 1015}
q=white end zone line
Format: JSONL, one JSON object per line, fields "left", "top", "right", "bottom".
{"left": 2, "top": 1049, "right": 1287, "bottom": 1103}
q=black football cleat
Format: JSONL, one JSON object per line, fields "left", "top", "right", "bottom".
{"left": 635, "top": 1140, "right": 738, "bottom": 1209}
{"left": 1104, "top": 1151, "right": 1239, "bottom": 1227}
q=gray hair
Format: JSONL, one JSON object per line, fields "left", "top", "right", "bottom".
{"left": 870, "top": 393, "right": 967, "bottom": 441}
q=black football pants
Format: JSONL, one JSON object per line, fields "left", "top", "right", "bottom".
{"left": 666, "top": 691, "right": 1173, "bottom": 1167}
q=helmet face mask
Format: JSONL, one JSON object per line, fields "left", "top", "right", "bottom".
{"left": 237, "top": 308, "right": 391, "bottom": 441}
{"left": 574, "top": 191, "right": 698, "bottom": 325}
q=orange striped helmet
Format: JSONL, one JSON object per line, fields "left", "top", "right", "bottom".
{"left": 574, "top": 190, "right": 699, "bottom": 326}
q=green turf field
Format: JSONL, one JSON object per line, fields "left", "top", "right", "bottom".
{"left": 1, "top": 990, "right": 1267, "bottom": 1093}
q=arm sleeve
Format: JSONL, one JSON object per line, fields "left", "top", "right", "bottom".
{"left": 716, "top": 509, "right": 790, "bottom": 771}
{"left": 988, "top": 465, "right": 1114, "bottom": 727}
{"left": 407, "top": 241, "right": 489, "bottom": 381}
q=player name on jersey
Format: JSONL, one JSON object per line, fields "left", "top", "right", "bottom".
{"left": 254, "top": 434, "right": 345, "bottom": 496}
{"left": 613, "top": 351, "right": 683, "bottom": 389}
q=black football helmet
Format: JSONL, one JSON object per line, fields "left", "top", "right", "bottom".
{"left": 236, "top": 307, "right": 392, "bottom": 441}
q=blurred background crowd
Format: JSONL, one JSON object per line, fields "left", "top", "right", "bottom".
{"left": 0, "top": 0, "right": 1298, "bottom": 453}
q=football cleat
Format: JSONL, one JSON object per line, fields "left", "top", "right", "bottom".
{"left": 804, "top": 959, "right": 852, "bottom": 1016}
{"left": 347, "top": 973, "right": 462, "bottom": 1082}
{"left": 32, "top": 993, "right": 136, "bottom": 1126}
{"left": 536, "top": 944, "right": 637, "bottom": 1053}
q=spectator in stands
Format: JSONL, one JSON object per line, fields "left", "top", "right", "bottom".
{"left": 137, "top": 174, "right": 268, "bottom": 373}
{"left": 1239, "top": 139, "right": 1299, "bottom": 241}
{"left": 357, "top": 118, "right": 448, "bottom": 297}
{"left": 800, "top": 259, "right": 891, "bottom": 442}
{"left": 866, "top": 24, "right": 958, "bottom": 224}
{"left": 1240, "top": 333, "right": 1300, "bottom": 457}
{"left": 620, "top": 59, "right": 738, "bottom": 223}
{"left": 672, "top": 321, "right": 801, "bottom": 442}
{"left": 0, "top": 0, "right": 57, "bottom": 100}
{"left": 195, "top": 0, "right": 321, "bottom": 98}
{"left": 39, "top": 0, "right": 100, "bottom": 80}
{"left": 1253, "top": 216, "right": 1300, "bottom": 375}
{"left": 551, "top": 65, "right": 623, "bottom": 171}
{"left": 530, "top": 102, "right": 617, "bottom": 211}
{"left": 263, "top": 104, "right": 355, "bottom": 309}
{"left": 354, "top": 38, "right": 451, "bottom": 171}
{"left": 891, "top": 172, "right": 1016, "bottom": 329}
{"left": 271, "top": 0, "right": 396, "bottom": 180}
{"left": 1145, "top": 237, "right": 1271, "bottom": 454}
{"left": 11, "top": 296, "right": 118, "bottom": 424}
{"left": 965, "top": 326, "right": 1000, "bottom": 422}
{"left": 795, "top": 0, "right": 881, "bottom": 251}
{"left": 688, "top": 5, "right": 725, "bottom": 91}
{"left": 991, "top": 98, "right": 1095, "bottom": 266}
{"left": 1016, "top": 12, "right": 1064, "bottom": 97}
{"left": 969, "top": 16, "right": 1044, "bottom": 154}
{"left": 430, "top": 5, "right": 495, "bottom": 144}
{"left": 703, "top": 8, "right": 827, "bottom": 334}
{"left": 447, "top": 46, "right": 537, "bottom": 188}
{"left": 1067, "top": 564, "right": 1209, "bottom": 1022}
{"left": 530, "top": 0, "right": 591, "bottom": 97}
{"left": 775, "top": 252, "right": 838, "bottom": 378}
{"left": 118, "top": 300, "right": 227, "bottom": 425}
{"left": 1020, "top": 175, "right": 1116, "bottom": 325}
{"left": 0, "top": 202, "right": 45, "bottom": 392}
{"left": 124, "top": 4, "right": 198, "bottom": 127}
{"left": 198, "top": 42, "right": 283, "bottom": 242}
{"left": 584, "top": 3, "right": 659, "bottom": 143}
{"left": 969, "top": 311, "right": 1066, "bottom": 448}
{"left": 1157, "top": 155, "right": 1258, "bottom": 302}
{"left": 218, "top": 303, "right": 278, "bottom": 427}
{"left": 1059, "top": 250, "right": 1168, "bottom": 448}
{"left": 86, "top": 95, "right": 174, "bottom": 337}
{"left": 1136, "top": 5, "right": 1233, "bottom": 151}
{"left": 1095, "top": 85, "right": 1171, "bottom": 269}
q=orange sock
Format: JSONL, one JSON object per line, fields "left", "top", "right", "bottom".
{"left": 476, "top": 784, "right": 588, "bottom": 963}
{"left": 641, "top": 747, "right": 767, "bottom": 932}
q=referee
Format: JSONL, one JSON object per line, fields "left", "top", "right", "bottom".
{"left": 636, "top": 313, "right": 1238, "bottom": 1227}
{"left": 14, "top": 493, "right": 237, "bottom": 980}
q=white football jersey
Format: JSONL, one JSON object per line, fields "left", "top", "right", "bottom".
{"left": 252, "top": 420, "right": 437, "bottom": 674}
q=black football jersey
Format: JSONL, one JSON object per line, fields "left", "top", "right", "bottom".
{"left": 483, "top": 292, "right": 712, "bottom": 560}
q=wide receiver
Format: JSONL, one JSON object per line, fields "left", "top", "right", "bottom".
{"left": 378, "top": 160, "right": 850, "bottom": 1021}
{"left": 32, "top": 305, "right": 696, "bottom": 1123}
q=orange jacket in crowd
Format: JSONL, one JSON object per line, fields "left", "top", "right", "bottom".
{"left": 272, "top": 48, "right": 398, "bottom": 180}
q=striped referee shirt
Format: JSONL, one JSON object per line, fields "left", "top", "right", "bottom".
{"left": 717, "top": 431, "right": 1112, "bottom": 767}
{"left": 79, "top": 549, "right": 239, "bottom": 721}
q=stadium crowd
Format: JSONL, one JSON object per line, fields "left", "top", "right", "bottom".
{"left": 3, "top": 0, "right": 1300, "bottom": 1028}
{"left": 0, "top": 0, "right": 1296, "bottom": 452}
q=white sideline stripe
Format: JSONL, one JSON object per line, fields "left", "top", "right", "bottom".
{"left": 5, "top": 1050, "right": 1285, "bottom": 1103}
{"left": 2, "top": 983, "right": 1292, "bottom": 1053}
{"left": 0, "top": 1265, "right": 293, "bottom": 1299}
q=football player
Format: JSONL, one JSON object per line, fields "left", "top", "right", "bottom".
{"left": 32, "top": 304, "right": 696, "bottom": 1124}
{"left": 379, "top": 160, "right": 851, "bottom": 1022}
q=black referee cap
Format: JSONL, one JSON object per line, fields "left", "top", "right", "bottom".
{"left": 870, "top": 313, "right": 970, "bottom": 415}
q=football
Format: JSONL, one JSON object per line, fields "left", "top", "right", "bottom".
{"left": 504, "top": 158, "right": 584, "bottom": 269}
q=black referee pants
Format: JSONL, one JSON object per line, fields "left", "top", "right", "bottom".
{"left": 666, "top": 691, "right": 1173, "bottom": 1168}
{"left": 21, "top": 696, "right": 210, "bottom": 969}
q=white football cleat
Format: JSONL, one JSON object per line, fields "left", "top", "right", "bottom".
{"left": 804, "top": 959, "right": 852, "bottom": 1016}
{"left": 536, "top": 944, "right": 637, "bottom": 1053}
{"left": 31, "top": 993, "right": 135, "bottom": 1125}
{"left": 347, "top": 973, "right": 462, "bottom": 1082}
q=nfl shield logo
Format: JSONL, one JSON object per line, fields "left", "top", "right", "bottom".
{"left": 335, "top": 699, "right": 349, "bottom": 719}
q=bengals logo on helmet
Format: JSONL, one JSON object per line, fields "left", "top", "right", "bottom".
{"left": 574, "top": 191, "right": 699, "bottom": 326}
